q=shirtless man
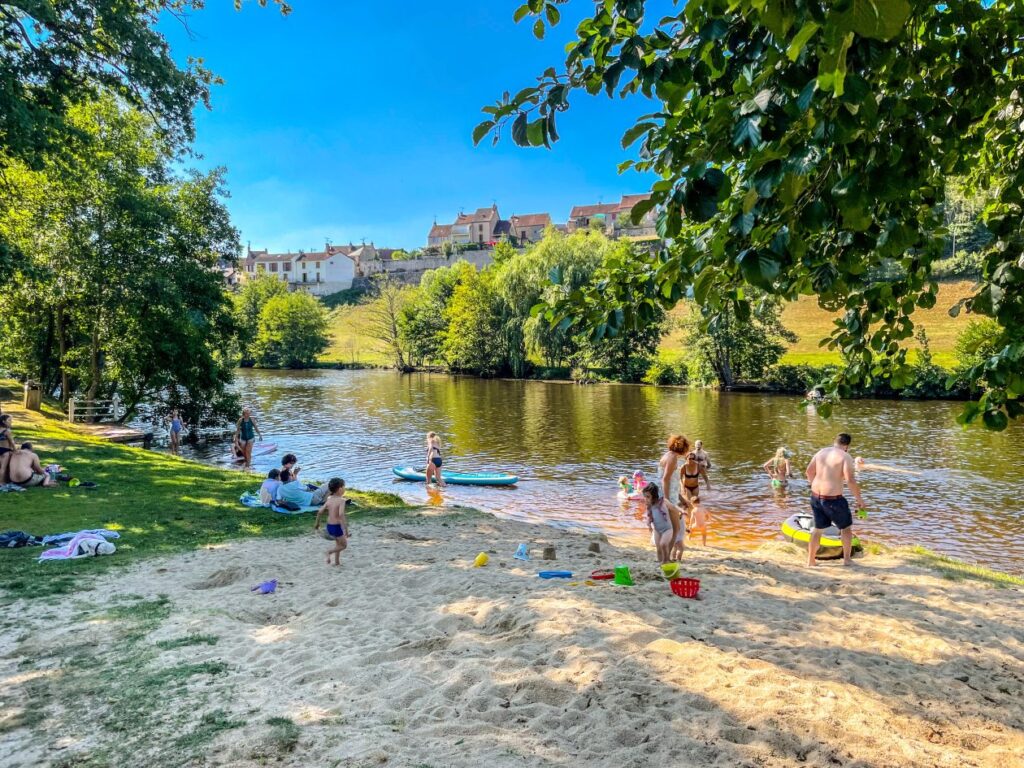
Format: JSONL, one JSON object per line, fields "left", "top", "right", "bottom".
{"left": 805, "top": 433, "right": 864, "bottom": 567}
{"left": 8, "top": 443, "right": 56, "bottom": 488}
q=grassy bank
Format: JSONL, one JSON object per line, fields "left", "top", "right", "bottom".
{"left": 0, "top": 388, "right": 409, "bottom": 604}
{"left": 324, "top": 280, "right": 976, "bottom": 370}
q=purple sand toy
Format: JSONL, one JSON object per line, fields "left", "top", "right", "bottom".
{"left": 251, "top": 579, "right": 278, "bottom": 594}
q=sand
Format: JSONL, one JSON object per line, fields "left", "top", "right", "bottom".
{"left": 2, "top": 509, "right": 1023, "bottom": 767}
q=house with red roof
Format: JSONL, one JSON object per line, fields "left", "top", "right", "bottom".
{"left": 240, "top": 242, "right": 357, "bottom": 295}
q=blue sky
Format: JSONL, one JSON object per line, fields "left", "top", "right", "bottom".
{"left": 162, "top": 1, "right": 654, "bottom": 251}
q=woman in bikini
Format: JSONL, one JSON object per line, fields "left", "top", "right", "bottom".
{"left": 763, "top": 447, "right": 795, "bottom": 489}
{"left": 658, "top": 434, "right": 690, "bottom": 507}
{"left": 680, "top": 451, "right": 710, "bottom": 504}
{"left": 424, "top": 432, "right": 446, "bottom": 488}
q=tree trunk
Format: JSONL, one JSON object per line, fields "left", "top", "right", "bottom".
{"left": 86, "top": 315, "right": 101, "bottom": 401}
{"left": 56, "top": 308, "right": 70, "bottom": 405}
{"left": 40, "top": 311, "right": 55, "bottom": 389}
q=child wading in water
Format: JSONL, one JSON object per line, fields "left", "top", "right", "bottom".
{"left": 314, "top": 478, "right": 350, "bottom": 566}
{"left": 425, "top": 432, "right": 446, "bottom": 488}
{"left": 688, "top": 498, "right": 711, "bottom": 547}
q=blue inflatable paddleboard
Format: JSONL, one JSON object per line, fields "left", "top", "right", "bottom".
{"left": 392, "top": 466, "right": 518, "bottom": 487}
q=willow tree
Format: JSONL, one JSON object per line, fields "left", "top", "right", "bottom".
{"left": 479, "top": 0, "right": 1024, "bottom": 429}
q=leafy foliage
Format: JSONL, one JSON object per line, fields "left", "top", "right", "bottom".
{"left": 252, "top": 292, "right": 329, "bottom": 369}
{"left": 681, "top": 296, "right": 796, "bottom": 387}
{"left": 0, "top": 98, "right": 239, "bottom": 426}
{"left": 357, "top": 275, "right": 413, "bottom": 370}
{"left": 233, "top": 275, "right": 288, "bottom": 365}
{"left": 484, "top": 0, "right": 1024, "bottom": 428}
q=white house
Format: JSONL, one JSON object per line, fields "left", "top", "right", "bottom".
{"left": 241, "top": 245, "right": 356, "bottom": 295}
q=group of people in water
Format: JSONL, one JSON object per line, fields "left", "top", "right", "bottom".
{"left": 0, "top": 413, "right": 56, "bottom": 488}
{"left": 637, "top": 432, "right": 866, "bottom": 568}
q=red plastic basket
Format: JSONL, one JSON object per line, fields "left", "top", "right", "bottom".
{"left": 670, "top": 577, "right": 700, "bottom": 599}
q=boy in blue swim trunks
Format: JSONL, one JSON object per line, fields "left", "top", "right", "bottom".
{"left": 314, "top": 478, "right": 349, "bottom": 566}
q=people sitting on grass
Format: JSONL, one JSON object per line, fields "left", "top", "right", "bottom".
{"left": 275, "top": 469, "right": 314, "bottom": 508}
{"left": 259, "top": 468, "right": 282, "bottom": 505}
{"left": 280, "top": 454, "right": 329, "bottom": 506}
{"left": 8, "top": 443, "right": 56, "bottom": 488}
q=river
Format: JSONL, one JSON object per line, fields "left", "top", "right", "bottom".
{"left": 181, "top": 369, "right": 1024, "bottom": 574}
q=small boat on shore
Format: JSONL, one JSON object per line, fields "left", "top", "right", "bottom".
{"left": 392, "top": 466, "right": 518, "bottom": 487}
{"left": 781, "top": 513, "right": 862, "bottom": 559}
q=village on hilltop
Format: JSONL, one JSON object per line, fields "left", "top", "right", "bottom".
{"left": 227, "top": 193, "right": 658, "bottom": 295}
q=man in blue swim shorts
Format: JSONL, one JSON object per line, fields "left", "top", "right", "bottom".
{"left": 314, "top": 478, "right": 350, "bottom": 566}
{"left": 805, "top": 433, "right": 866, "bottom": 567}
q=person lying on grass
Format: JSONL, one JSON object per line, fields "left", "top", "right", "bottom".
{"left": 8, "top": 443, "right": 56, "bottom": 488}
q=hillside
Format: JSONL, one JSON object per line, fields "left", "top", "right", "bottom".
{"left": 323, "top": 280, "right": 978, "bottom": 370}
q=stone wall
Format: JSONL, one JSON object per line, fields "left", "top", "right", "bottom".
{"left": 356, "top": 250, "right": 495, "bottom": 286}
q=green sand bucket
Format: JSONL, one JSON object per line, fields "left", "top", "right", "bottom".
{"left": 613, "top": 565, "right": 634, "bottom": 586}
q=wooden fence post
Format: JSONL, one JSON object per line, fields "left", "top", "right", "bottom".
{"left": 68, "top": 398, "right": 76, "bottom": 423}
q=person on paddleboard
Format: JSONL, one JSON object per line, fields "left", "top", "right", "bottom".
{"left": 805, "top": 433, "right": 866, "bottom": 567}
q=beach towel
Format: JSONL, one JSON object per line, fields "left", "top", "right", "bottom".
{"left": 41, "top": 529, "right": 121, "bottom": 546}
{"left": 270, "top": 502, "right": 318, "bottom": 515}
{"left": 39, "top": 533, "right": 116, "bottom": 561}
{"left": 0, "top": 484, "right": 25, "bottom": 493}
{"left": 240, "top": 492, "right": 268, "bottom": 509}
{"left": 0, "top": 530, "right": 43, "bottom": 548}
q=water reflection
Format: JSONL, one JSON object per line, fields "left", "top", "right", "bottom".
{"left": 183, "top": 369, "right": 1024, "bottom": 574}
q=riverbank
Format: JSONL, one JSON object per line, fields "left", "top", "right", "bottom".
{"left": 2, "top": 510, "right": 1022, "bottom": 768}
{"left": 0, "top": 393, "right": 409, "bottom": 603}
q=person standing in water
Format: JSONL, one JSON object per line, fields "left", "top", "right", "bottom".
{"left": 425, "top": 431, "right": 446, "bottom": 488}
{"left": 659, "top": 434, "right": 690, "bottom": 506}
{"left": 693, "top": 440, "right": 712, "bottom": 471}
{"left": 763, "top": 447, "right": 795, "bottom": 488}
{"left": 233, "top": 407, "right": 263, "bottom": 468}
{"left": 806, "top": 433, "right": 866, "bottom": 567}
{"left": 680, "top": 451, "right": 710, "bottom": 503}
{"left": 167, "top": 410, "right": 185, "bottom": 455}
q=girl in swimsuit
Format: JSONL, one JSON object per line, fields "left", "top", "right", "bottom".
{"left": 680, "top": 452, "right": 710, "bottom": 503}
{"left": 425, "top": 432, "right": 446, "bottom": 488}
{"left": 642, "top": 482, "right": 685, "bottom": 564}
{"left": 168, "top": 410, "right": 184, "bottom": 455}
{"left": 0, "top": 415, "right": 15, "bottom": 484}
{"left": 763, "top": 447, "right": 794, "bottom": 488}
{"left": 658, "top": 434, "right": 690, "bottom": 507}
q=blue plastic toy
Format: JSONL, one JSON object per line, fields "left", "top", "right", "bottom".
{"left": 538, "top": 571, "right": 572, "bottom": 579}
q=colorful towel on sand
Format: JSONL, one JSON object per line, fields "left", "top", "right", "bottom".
{"left": 41, "top": 529, "right": 121, "bottom": 545}
{"left": 38, "top": 532, "right": 116, "bottom": 561}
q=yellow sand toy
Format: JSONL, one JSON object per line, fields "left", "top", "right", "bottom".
{"left": 473, "top": 552, "right": 489, "bottom": 567}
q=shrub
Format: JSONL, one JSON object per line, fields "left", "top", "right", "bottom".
{"left": 643, "top": 359, "right": 688, "bottom": 386}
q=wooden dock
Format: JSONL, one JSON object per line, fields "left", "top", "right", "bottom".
{"left": 74, "top": 422, "right": 154, "bottom": 447}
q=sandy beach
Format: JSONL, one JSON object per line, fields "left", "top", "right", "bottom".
{"left": 2, "top": 508, "right": 1022, "bottom": 768}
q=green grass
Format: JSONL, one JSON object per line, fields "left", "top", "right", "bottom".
{"left": 902, "top": 546, "right": 1024, "bottom": 587}
{"left": 321, "top": 303, "right": 392, "bottom": 365}
{"left": 777, "top": 280, "right": 975, "bottom": 368}
{"left": 156, "top": 634, "right": 220, "bottom": 650}
{"left": 0, "top": 387, "right": 410, "bottom": 604}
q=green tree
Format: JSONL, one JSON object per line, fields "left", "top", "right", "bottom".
{"left": 253, "top": 292, "right": 329, "bottom": 369}
{"left": 399, "top": 261, "right": 476, "bottom": 365}
{"left": 0, "top": 98, "right": 239, "bottom": 426}
{"left": 681, "top": 298, "right": 796, "bottom": 387}
{"left": 233, "top": 274, "right": 288, "bottom": 365}
{"left": 358, "top": 275, "right": 413, "bottom": 370}
{"left": 482, "top": 1, "right": 1024, "bottom": 428}
{"left": 441, "top": 268, "right": 505, "bottom": 376}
